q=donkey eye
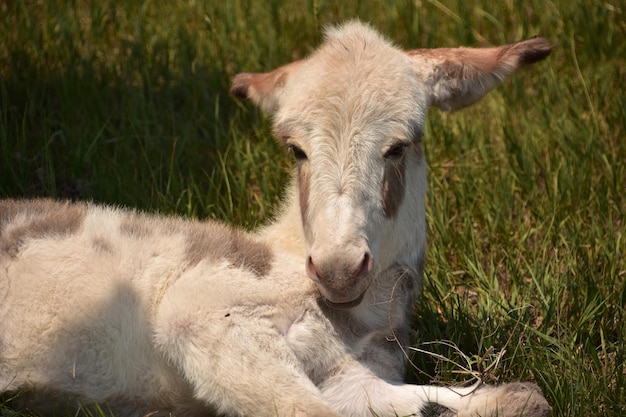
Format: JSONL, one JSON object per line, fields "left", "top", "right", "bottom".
{"left": 288, "top": 145, "right": 308, "bottom": 161}
{"left": 384, "top": 143, "right": 407, "bottom": 160}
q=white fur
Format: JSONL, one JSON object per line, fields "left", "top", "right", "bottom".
{"left": 1, "top": 21, "right": 552, "bottom": 417}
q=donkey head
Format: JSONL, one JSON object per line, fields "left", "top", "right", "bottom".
{"left": 232, "top": 21, "right": 551, "bottom": 308}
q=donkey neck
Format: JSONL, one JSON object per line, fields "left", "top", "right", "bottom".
{"left": 259, "top": 181, "right": 422, "bottom": 329}
{"left": 257, "top": 182, "right": 307, "bottom": 258}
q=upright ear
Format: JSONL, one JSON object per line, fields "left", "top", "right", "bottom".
{"left": 408, "top": 37, "right": 553, "bottom": 111}
{"left": 230, "top": 60, "right": 303, "bottom": 114}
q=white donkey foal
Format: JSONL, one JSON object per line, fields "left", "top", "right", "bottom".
{"left": 1, "top": 21, "right": 552, "bottom": 417}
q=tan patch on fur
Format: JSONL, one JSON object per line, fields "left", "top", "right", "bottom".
{"left": 297, "top": 164, "right": 311, "bottom": 225}
{"left": 120, "top": 215, "right": 153, "bottom": 238}
{"left": 184, "top": 222, "right": 232, "bottom": 266}
{"left": 92, "top": 237, "right": 114, "bottom": 254}
{"left": 381, "top": 155, "right": 407, "bottom": 218}
{"left": 228, "top": 230, "right": 274, "bottom": 277}
{"left": 0, "top": 199, "right": 86, "bottom": 257}
{"left": 185, "top": 223, "right": 273, "bottom": 277}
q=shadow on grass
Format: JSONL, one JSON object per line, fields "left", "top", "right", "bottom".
{"left": 0, "top": 29, "right": 286, "bottom": 227}
{"left": 2, "top": 46, "right": 234, "bottom": 198}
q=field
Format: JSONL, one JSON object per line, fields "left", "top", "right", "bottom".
{"left": 1, "top": 0, "right": 624, "bottom": 416}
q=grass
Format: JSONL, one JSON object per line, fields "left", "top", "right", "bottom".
{"left": 1, "top": 0, "right": 624, "bottom": 416}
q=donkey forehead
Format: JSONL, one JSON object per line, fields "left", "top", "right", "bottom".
{"left": 275, "top": 32, "right": 428, "bottom": 142}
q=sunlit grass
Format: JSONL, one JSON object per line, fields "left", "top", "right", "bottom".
{"left": 1, "top": 1, "right": 625, "bottom": 416}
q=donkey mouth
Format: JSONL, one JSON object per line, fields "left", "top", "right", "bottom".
{"left": 320, "top": 290, "right": 366, "bottom": 310}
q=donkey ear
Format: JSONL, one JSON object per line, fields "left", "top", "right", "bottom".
{"left": 408, "top": 37, "right": 553, "bottom": 111}
{"left": 230, "top": 60, "right": 303, "bottom": 114}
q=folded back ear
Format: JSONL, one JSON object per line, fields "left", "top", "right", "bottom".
{"left": 230, "top": 60, "right": 303, "bottom": 114}
{"left": 408, "top": 37, "right": 553, "bottom": 111}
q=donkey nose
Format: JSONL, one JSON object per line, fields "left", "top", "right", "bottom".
{"left": 306, "top": 251, "right": 373, "bottom": 292}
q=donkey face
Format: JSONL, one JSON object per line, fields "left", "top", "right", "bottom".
{"left": 232, "top": 21, "right": 551, "bottom": 308}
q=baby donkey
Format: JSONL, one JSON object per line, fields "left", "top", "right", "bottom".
{"left": 1, "top": 21, "right": 552, "bottom": 417}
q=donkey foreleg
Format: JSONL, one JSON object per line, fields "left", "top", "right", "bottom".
{"left": 155, "top": 280, "right": 340, "bottom": 416}
{"left": 156, "top": 313, "right": 342, "bottom": 416}
{"left": 319, "top": 362, "right": 551, "bottom": 417}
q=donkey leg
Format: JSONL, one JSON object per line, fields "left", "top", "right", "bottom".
{"left": 446, "top": 382, "right": 552, "bottom": 417}
{"left": 154, "top": 285, "right": 341, "bottom": 416}
{"left": 319, "top": 362, "right": 550, "bottom": 417}
{"left": 156, "top": 314, "right": 342, "bottom": 416}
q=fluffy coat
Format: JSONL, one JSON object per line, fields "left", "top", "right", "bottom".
{"left": 1, "top": 21, "right": 552, "bottom": 417}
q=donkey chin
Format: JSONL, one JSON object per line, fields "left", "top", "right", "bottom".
{"left": 317, "top": 285, "right": 370, "bottom": 310}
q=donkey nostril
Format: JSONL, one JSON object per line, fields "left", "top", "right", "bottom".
{"left": 357, "top": 252, "right": 373, "bottom": 279}
{"left": 307, "top": 252, "right": 373, "bottom": 283}
{"left": 306, "top": 256, "right": 319, "bottom": 280}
